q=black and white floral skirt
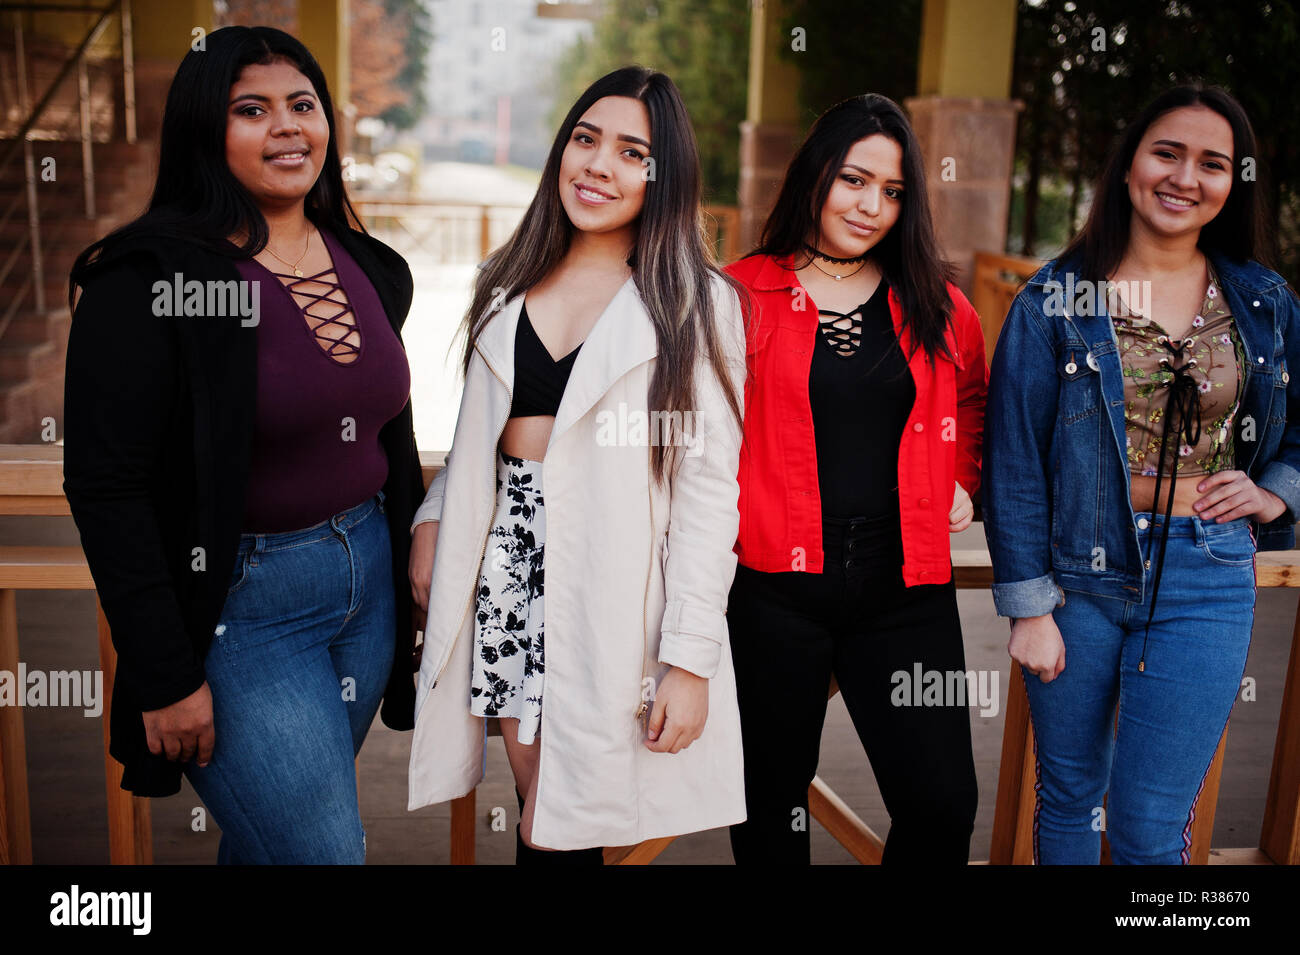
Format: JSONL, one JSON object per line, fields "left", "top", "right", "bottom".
{"left": 470, "top": 450, "right": 546, "bottom": 743}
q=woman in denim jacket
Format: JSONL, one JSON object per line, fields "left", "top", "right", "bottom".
{"left": 985, "top": 85, "right": 1300, "bottom": 864}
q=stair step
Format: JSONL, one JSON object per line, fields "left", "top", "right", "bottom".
{"left": 0, "top": 338, "right": 62, "bottom": 381}
{"left": 2, "top": 308, "right": 71, "bottom": 347}
{"left": 0, "top": 373, "right": 64, "bottom": 444}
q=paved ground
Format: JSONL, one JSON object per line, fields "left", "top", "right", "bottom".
{"left": 8, "top": 513, "right": 1292, "bottom": 864}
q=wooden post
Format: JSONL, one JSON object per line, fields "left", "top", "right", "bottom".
{"left": 449, "top": 790, "right": 476, "bottom": 865}
{"left": 809, "top": 775, "right": 884, "bottom": 864}
{"left": 990, "top": 664, "right": 1035, "bottom": 864}
{"left": 1188, "top": 732, "right": 1229, "bottom": 866}
{"left": 0, "top": 589, "right": 32, "bottom": 863}
{"left": 605, "top": 837, "right": 674, "bottom": 865}
{"left": 95, "top": 600, "right": 151, "bottom": 864}
{"left": 1260, "top": 601, "right": 1300, "bottom": 864}
{"left": 0, "top": 740, "right": 8, "bottom": 864}
{"left": 478, "top": 207, "right": 492, "bottom": 263}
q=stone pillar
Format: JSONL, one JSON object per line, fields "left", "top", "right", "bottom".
{"left": 737, "top": 0, "right": 802, "bottom": 257}
{"left": 297, "top": 0, "right": 352, "bottom": 156}
{"left": 907, "top": 0, "right": 1019, "bottom": 292}
{"left": 116, "top": 0, "right": 217, "bottom": 141}
{"left": 904, "top": 96, "right": 1021, "bottom": 291}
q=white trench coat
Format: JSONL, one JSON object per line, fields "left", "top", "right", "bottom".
{"left": 406, "top": 273, "right": 748, "bottom": 850}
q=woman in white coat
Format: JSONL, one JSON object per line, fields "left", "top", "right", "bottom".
{"left": 406, "top": 66, "right": 749, "bottom": 861}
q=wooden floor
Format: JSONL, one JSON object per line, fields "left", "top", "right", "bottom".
{"left": 7, "top": 514, "right": 1293, "bottom": 864}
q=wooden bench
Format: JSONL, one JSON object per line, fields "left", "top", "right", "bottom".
{"left": 0, "top": 446, "right": 150, "bottom": 864}
{"left": 6, "top": 443, "right": 1299, "bottom": 865}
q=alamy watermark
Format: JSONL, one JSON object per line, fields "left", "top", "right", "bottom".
{"left": 595, "top": 401, "right": 702, "bottom": 457}
{"left": 0, "top": 665, "right": 102, "bottom": 717}
{"left": 1040, "top": 275, "right": 1152, "bottom": 320}
{"left": 891, "top": 663, "right": 1000, "bottom": 717}
{"left": 49, "top": 885, "right": 150, "bottom": 935}
{"left": 152, "top": 273, "right": 260, "bottom": 326}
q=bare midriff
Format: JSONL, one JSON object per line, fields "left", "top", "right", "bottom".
{"left": 500, "top": 416, "right": 554, "bottom": 462}
{"left": 1129, "top": 471, "right": 1206, "bottom": 517}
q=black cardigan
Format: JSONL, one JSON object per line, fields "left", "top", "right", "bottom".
{"left": 62, "top": 224, "right": 424, "bottom": 797}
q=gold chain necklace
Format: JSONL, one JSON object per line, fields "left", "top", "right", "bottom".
{"left": 808, "top": 256, "right": 867, "bottom": 282}
{"left": 263, "top": 226, "right": 315, "bottom": 277}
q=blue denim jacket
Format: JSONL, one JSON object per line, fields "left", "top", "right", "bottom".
{"left": 984, "top": 251, "right": 1300, "bottom": 618}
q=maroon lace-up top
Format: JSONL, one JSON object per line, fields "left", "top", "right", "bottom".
{"left": 233, "top": 227, "right": 412, "bottom": 532}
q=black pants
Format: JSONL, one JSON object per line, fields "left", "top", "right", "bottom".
{"left": 727, "top": 512, "right": 978, "bottom": 864}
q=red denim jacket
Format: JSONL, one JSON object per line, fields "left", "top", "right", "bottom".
{"left": 725, "top": 252, "right": 988, "bottom": 585}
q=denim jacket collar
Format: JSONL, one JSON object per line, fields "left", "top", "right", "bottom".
{"left": 1024, "top": 247, "right": 1287, "bottom": 295}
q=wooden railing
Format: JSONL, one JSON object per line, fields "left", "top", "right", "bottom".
{"left": 349, "top": 196, "right": 741, "bottom": 270}
{"left": 970, "top": 251, "right": 1041, "bottom": 360}
{"left": 4, "top": 439, "right": 1299, "bottom": 865}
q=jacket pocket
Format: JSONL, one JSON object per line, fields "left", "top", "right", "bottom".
{"left": 1056, "top": 340, "right": 1100, "bottom": 425}
{"left": 1199, "top": 522, "right": 1256, "bottom": 566}
{"left": 1051, "top": 340, "right": 1109, "bottom": 570}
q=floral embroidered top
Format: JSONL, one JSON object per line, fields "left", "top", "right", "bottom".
{"left": 1111, "top": 263, "right": 1245, "bottom": 477}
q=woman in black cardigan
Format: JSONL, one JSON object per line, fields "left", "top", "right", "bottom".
{"left": 63, "top": 26, "right": 423, "bottom": 863}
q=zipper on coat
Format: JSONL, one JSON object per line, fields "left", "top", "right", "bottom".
{"left": 430, "top": 344, "right": 513, "bottom": 690}
{"left": 638, "top": 481, "right": 654, "bottom": 728}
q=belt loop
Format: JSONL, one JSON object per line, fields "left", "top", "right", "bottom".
{"left": 250, "top": 533, "right": 265, "bottom": 566}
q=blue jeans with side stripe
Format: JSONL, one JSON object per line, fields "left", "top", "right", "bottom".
{"left": 183, "top": 491, "right": 395, "bottom": 864}
{"left": 1021, "top": 512, "right": 1256, "bottom": 864}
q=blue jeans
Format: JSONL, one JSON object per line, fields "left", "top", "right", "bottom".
{"left": 1022, "top": 512, "right": 1256, "bottom": 865}
{"left": 183, "top": 491, "right": 395, "bottom": 864}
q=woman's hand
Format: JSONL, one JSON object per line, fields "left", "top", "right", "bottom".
{"left": 409, "top": 520, "right": 439, "bottom": 631}
{"left": 142, "top": 682, "right": 214, "bottom": 765}
{"left": 1193, "top": 470, "right": 1289, "bottom": 523}
{"left": 1009, "top": 614, "right": 1066, "bottom": 683}
{"left": 645, "top": 666, "right": 709, "bottom": 754}
{"left": 949, "top": 480, "right": 974, "bottom": 532}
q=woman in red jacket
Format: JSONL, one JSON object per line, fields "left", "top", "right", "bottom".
{"left": 725, "top": 93, "right": 988, "bottom": 864}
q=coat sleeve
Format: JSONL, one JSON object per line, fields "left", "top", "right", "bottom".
{"left": 1255, "top": 283, "right": 1300, "bottom": 528}
{"left": 410, "top": 447, "right": 450, "bottom": 531}
{"left": 657, "top": 277, "right": 746, "bottom": 679}
{"left": 62, "top": 255, "right": 208, "bottom": 711}
{"left": 983, "top": 291, "right": 1066, "bottom": 619}
{"left": 951, "top": 288, "right": 989, "bottom": 499}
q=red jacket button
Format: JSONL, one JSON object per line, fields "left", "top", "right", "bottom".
{"left": 913, "top": 422, "right": 924, "bottom": 432}
{"left": 919, "top": 498, "right": 930, "bottom": 507}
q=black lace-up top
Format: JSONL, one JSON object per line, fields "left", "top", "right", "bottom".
{"left": 808, "top": 280, "right": 916, "bottom": 518}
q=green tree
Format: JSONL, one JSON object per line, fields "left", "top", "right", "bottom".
{"left": 778, "top": 0, "right": 923, "bottom": 126}
{"left": 378, "top": 0, "right": 433, "bottom": 131}
{"left": 1011, "top": 0, "right": 1300, "bottom": 281}
{"left": 550, "top": 0, "right": 750, "bottom": 205}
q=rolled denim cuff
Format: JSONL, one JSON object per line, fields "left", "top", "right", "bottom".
{"left": 1256, "top": 459, "right": 1300, "bottom": 526}
{"left": 991, "top": 573, "right": 1065, "bottom": 619}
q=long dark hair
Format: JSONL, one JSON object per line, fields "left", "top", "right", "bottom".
{"left": 460, "top": 65, "right": 745, "bottom": 484}
{"left": 1060, "top": 84, "right": 1271, "bottom": 283}
{"left": 749, "top": 93, "right": 955, "bottom": 365}
{"left": 68, "top": 25, "right": 363, "bottom": 309}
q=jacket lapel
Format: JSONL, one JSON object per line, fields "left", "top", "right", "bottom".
{"left": 549, "top": 277, "right": 656, "bottom": 450}
{"left": 473, "top": 276, "right": 659, "bottom": 451}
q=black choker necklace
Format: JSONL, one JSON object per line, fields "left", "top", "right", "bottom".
{"left": 804, "top": 242, "right": 867, "bottom": 266}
